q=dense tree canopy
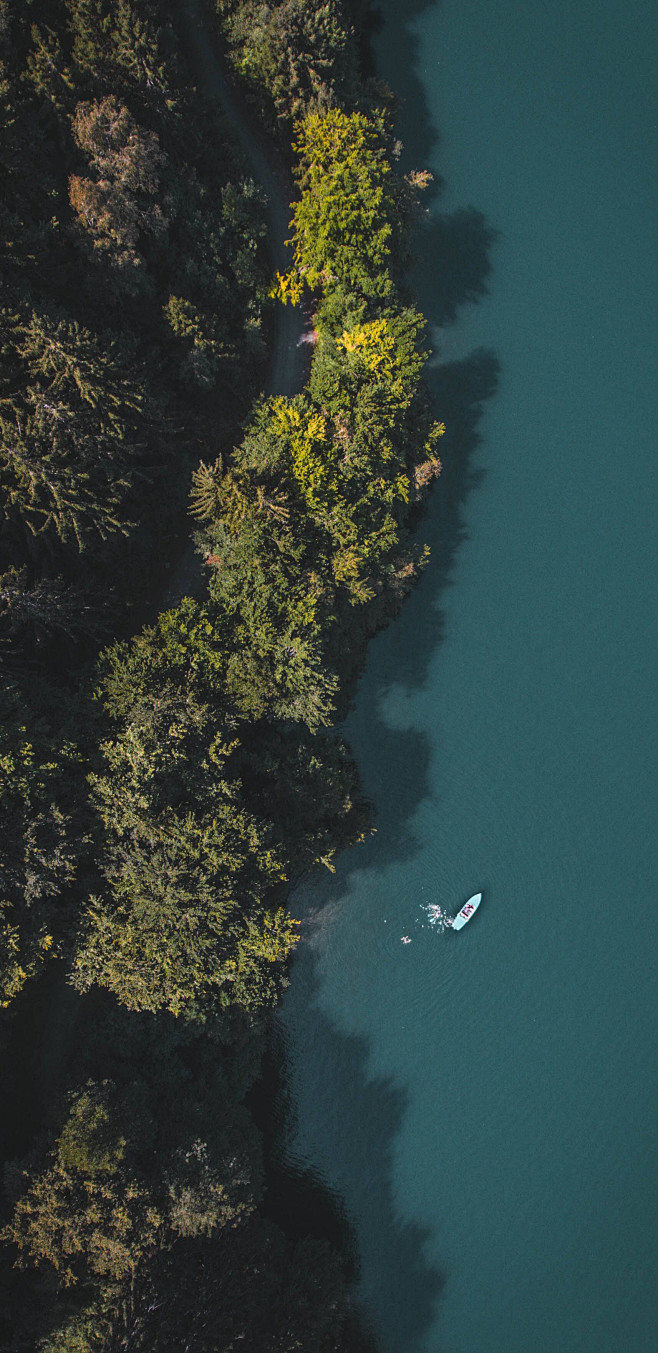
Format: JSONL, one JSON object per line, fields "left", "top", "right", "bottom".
{"left": 215, "top": 0, "right": 358, "bottom": 129}
{"left": 0, "top": 310, "right": 150, "bottom": 552}
{"left": 0, "top": 0, "right": 269, "bottom": 622}
{"left": 69, "top": 95, "right": 167, "bottom": 286}
{"left": 65, "top": 599, "right": 362, "bottom": 1017}
{"left": 0, "top": 685, "right": 89, "bottom": 1006}
{"left": 277, "top": 109, "right": 400, "bottom": 301}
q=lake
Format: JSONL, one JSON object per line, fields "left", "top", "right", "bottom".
{"left": 277, "top": 0, "right": 658, "bottom": 1349}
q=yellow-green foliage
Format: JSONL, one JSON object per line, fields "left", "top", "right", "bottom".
{"left": 338, "top": 317, "right": 417, "bottom": 410}
{"left": 234, "top": 908, "right": 300, "bottom": 976}
{"left": 278, "top": 109, "right": 399, "bottom": 301}
{"left": 271, "top": 398, "right": 335, "bottom": 510}
{"left": 0, "top": 699, "right": 83, "bottom": 1006}
{"left": 0, "top": 910, "right": 54, "bottom": 1008}
{"left": 2, "top": 1085, "right": 160, "bottom": 1289}
{"left": 338, "top": 317, "right": 395, "bottom": 361}
{"left": 229, "top": 282, "right": 443, "bottom": 606}
{"left": 269, "top": 269, "right": 304, "bottom": 306}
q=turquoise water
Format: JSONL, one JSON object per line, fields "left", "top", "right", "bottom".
{"left": 277, "top": 2, "right": 658, "bottom": 1350}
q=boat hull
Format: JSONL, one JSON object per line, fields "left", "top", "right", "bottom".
{"left": 451, "top": 892, "right": 483, "bottom": 930}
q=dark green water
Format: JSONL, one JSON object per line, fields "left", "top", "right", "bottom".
{"left": 278, "top": 1, "right": 658, "bottom": 1350}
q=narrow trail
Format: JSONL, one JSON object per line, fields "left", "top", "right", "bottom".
{"left": 165, "top": 0, "right": 308, "bottom": 605}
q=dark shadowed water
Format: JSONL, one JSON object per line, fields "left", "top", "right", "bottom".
{"left": 277, "top": 1, "right": 658, "bottom": 1350}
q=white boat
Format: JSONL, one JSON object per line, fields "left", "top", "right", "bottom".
{"left": 450, "top": 892, "right": 482, "bottom": 931}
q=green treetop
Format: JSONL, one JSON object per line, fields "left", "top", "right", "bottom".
{"left": 275, "top": 108, "right": 401, "bottom": 303}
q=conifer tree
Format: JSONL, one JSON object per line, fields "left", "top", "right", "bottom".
{"left": 0, "top": 686, "right": 87, "bottom": 1006}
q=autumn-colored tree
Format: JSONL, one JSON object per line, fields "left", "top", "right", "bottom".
{"left": 69, "top": 96, "right": 167, "bottom": 284}
{"left": 2, "top": 1078, "right": 255, "bottom": 1295}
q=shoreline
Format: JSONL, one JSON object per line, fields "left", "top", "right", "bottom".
{"left": 0, "top": 2, "right": 489, "bottom": 1347}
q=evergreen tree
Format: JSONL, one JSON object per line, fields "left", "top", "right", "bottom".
{"left": 275, "top": 108, "right": 401, "bottom": 302}
{"left": 215, "top": 0, "right": 358, "bottom": 129}
{"left": 67, "top": 0, "right": 175, "bottom": 105}
{"left": 0, "top": 685, "right": 88, "bottom": 1005}
{"left": 0, "top": 567, "right": 106, "bottom": 644}
{"left": 0, "top": 312, "right": 152, "bottom": 553}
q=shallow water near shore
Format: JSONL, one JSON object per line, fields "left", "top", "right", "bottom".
{"left": 277, "top": 1, "right": 658, "bottom": 1350}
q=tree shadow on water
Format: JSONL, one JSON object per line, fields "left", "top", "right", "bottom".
{"left": 378, "top": 0, "right": 497, "bottom": 329}
{"left": 413, "top": 207, "right": 498, "bottom": 325}
{"left": 339, "top": 346, "right": 500, "bottom": 879}
{"left": 349, "top": 0, "right": 501, "bottom": 877}
{"left": 252, "top": 944, "right": 444, "bottom": 1353}
{"left": 402, "top": 346, "right": 499, "bottom": 692}
{"left": 256, "top": 5, "right": 501, "bottom": 1349}
{"left": 372, "top": 0, "right": 443, "bottom": 170}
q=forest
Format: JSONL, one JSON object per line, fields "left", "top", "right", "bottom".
{"left": 0, "top": 1, "right": 444, "bottom": 1347}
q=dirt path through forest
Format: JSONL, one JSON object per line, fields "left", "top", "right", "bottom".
{"left": 164, "top": 0, "right": 307, "bottom": 604}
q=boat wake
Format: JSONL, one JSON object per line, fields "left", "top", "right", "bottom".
{"left": 423, "top": 902, "right": 454, "bottom": 931}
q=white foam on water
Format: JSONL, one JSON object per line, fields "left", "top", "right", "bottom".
{"left": 423, "top": 902, "right": 455, "bottom": 931}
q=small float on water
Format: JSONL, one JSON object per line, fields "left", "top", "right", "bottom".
{"left": 450, "top": 892, "right": 482, "bottom": 931}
